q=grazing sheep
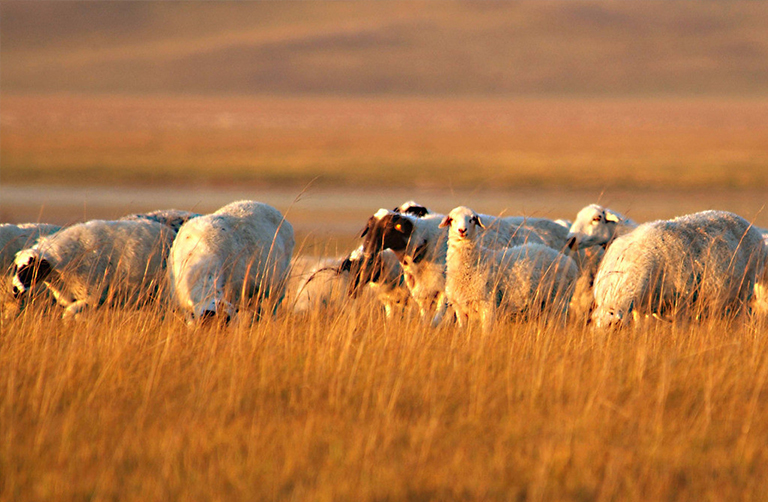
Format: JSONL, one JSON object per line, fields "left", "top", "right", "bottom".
{"left": 121, "top": 209, "right": 200, "bottom": 233}
{"left": 292, "top": 247, "right": 409, "bottom": 317}
{"left": 1, "top": 223, "right": 61, "bottom": 272}
{"left": 437, "top": 206, "right": 578, "bottom": 330}
{"left": 566, "top": 204, "right": 637, "bottom": 250}
{"left": 591, "top": 210, "right": 767, "bottom": 329}
{"left": 504, "top": 216, "right": 570, "bottom": 250}
{"left": 168, "top": 200, "right": 294, "bottom": 323}
{"left": 351, "top": 207, "right": 545, "bottom": 320}
{"left": 11, "top": 219, "right": 174, "bottom": 320}
{"left": 289, "top": 257, "right": 350, "bottom": 314}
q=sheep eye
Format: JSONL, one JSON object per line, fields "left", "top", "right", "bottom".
{"left": 592, "top": 216, "right": 602, "bottom": 223}
{"left": 394, "top": 223, "right": 403, "bottom": 232}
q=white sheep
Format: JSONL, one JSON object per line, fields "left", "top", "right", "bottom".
{"left": 566, "top": 204, "right": 638, "bottom": 250}
{"left": 503, "top": 216, "right": 570, "bottom": 250}
{"left": 566, "top": 244, "right": 606, "bottom": 325}
{"left": 11, "top": 219, "right": 174, "bottom": 320}
{"left": 351, "top": 208, "right": 546, "bottom": 320}
{"left": 591, "top": 210, "right": 767, "bottom": 328}
{"left": 437, "top": 206, "right": 578, "bottom": 331}
{"left": 291, "top": 247, "right": 409, "bottom": 317}
{"left": 121, "top": 209, "right": 201, "bottom": 233}
{"left": 168, "top": 200, "right": 294, "bottom": 323}
{"left": 1, "top": 223, "right": 61, "bottom": 273}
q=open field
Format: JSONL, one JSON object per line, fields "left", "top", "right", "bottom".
{"left": 2, "top": 293, "right": 768, "bottom": 501}
{"left": 2, "top": 185, "right": 768, "bottom": 501}
{"left": 3, "top": 94, "right": 768, "bottom": 190}
{"left": 3, "top": 2, "right": 768, "bottom": 499}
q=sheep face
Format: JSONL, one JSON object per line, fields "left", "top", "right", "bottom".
{"left": 11, "top": 249, "right": 53, "bottom": 299}
{"left": 440, "top": 206, "right": 485, "bottom": 242}
{"left": 174, "top": 254, "right": 235, "bottom": 323}
{"left": 566, "top": 204, "right": 622, "bottom": 250}
{"left": 349, "top": 210, "right": 415, "bottom": 296}
{"left": 170, "top": 227, "right": 236, "bottom": 323}
{"left": 591, "top": 301, "right": 634, "bottom": 329}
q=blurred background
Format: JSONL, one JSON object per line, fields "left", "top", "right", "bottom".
{"left": 2, "top": 1, "right": 767, "bottom": 250}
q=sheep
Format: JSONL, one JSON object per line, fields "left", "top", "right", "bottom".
{"left": 503, "top": 216, "right": 570, "bottom": 250}
{"left": 566, "top": 244, "right": 606, "bottom": 325}
{"left": 291, "top": 247, "right": 409, "bottom": 317}
{"left": 121, "top": 209, "right": 201, "bottom": 233}
{"left": 393, "top": 200, "right": 431, "bottom": 218}
{"left": 566, "top": 204, "right": 638, "bottom": 250}
{"left": 289, "top": 257, "right": 350, "bottom": 315}
{"left": 11, "top": 219, "right": 174, "bottom": 320}
{"left": 168, "top": 200, "right": 294, "bottom": 323}
{"left": 350, "top": 207, "right": 547, "bottom": 321}
{"left": 591, "top": 210, "right": 767, "bottom": 329}
{"left": 437, "top": 206, "right": 578, "bottom": 331}
{"left": 1, "top": 223, "right": 61, "bottom": 272}
{"left": 1, "top": 223, "right": 62, "bottom": 317}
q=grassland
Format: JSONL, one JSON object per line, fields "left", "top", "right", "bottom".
{"left": 2, "top": 296, "right": 768, "bottom": 501}
{"left": 3, "top": 2, "right": 768, "bottom": 499}
{"left": 3, "top": 94, "right": 768, "bottom": 190}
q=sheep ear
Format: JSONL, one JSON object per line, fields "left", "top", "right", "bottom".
{"left": 604, "top": 210, "right": 620, "bottom": 223}
{"left": 439, "top": 216, "right": 452, "bottom": 228}
{"left": 475, "top": 215, "right": 486, "bottom": 229}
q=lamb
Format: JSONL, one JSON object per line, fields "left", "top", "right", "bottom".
{"left": 1, "top": 223, "right": 61, "bottom": 272}
{"left": 566, "top": 204, "right": 638, "bottom": 250}
{"left": 350, "top": 207, "right": 546, "bottom": 320}
{"left": 292, "top": 247, "right": 409, "bottom": 317}
{"left": 11, "top": 219, "right": 174, "bottom": 320}
{"left": 168, "top": 200, "right": 294, "bottom": 323}
{"left": 121, "top": 209, "right": 201, "bottom": 233}
{"left": 437, "top": 206, "right": 578, "bottom": 331}
{"left": 591, "top": 210, "right": 767, "bottom": 329}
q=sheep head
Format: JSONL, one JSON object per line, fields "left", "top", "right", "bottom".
{"left": 566, "top": 204, "right": 625, "bottom": 250}
{"left": 348, "top": 210, "right": 415, "bottom": 297}
{"left": 440, "top": 206, "right": 485, "bottom": 241}
{"left": 12, "top": 249, "right": 53, "bottom": 299}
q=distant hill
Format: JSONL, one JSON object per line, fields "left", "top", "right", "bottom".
{"left": 2, "top": 1, "right": 768, "bottom": 97}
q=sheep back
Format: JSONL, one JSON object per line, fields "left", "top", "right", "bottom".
{"left": 168, "top": 200, "right": 295, "bottom": 319}
{"left": 15, "top": 219, "right": 173, "bottom": 307}
{"left": 592, "top": 210, "right": 766, "bottom": 327}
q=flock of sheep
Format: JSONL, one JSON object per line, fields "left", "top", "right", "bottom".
{"left": 3, "top": 198, "right": 768, "bottom": 329}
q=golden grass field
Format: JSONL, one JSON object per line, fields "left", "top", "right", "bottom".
{"left": 1, "top": 91, "right": 768, "bottom": 501}
{"left": 3, "top": 2, "right": 768, "bottom": 499}
{"left": 2, "top": 289, "right": 768, "bottom": 501}
{"left": 2, "top": 92, "right": 768, "bottom": 501}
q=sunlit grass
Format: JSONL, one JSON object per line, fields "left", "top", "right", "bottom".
{"left": 2, "top": 290, "right": 768, "bottom": 500}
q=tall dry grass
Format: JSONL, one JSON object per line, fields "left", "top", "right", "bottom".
{"left": 2, "top": 284, "right": 768, "bottom": 501}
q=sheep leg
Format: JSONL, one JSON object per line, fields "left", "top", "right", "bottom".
{"left": 480, "top": 303, "right": 495, "bottom": 333}
{"left": 43, "top": 279, "right": 76, "bottom": 309}
{"left": 431, "top": 296, "right": 449, "bottom": 327}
